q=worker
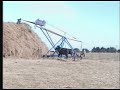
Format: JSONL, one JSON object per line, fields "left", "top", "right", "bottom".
{"left": 17, "top": 18, "right": 21, "bottom": 24}
{"left": 73, "top": 50, "right": 77, "bottom": 61}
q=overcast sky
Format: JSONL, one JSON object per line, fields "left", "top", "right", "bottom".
{"left": 3, "top": 1, "right": 119, "bottom": 50}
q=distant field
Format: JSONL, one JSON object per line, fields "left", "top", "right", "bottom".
{"left": 3, "top": 53, "right": 120, "bottom": 89}
{"left": 84, "top": 52, "right": 119, "bottom": 61}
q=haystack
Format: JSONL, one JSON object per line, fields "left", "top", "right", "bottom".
{"left": 3, "top": 22, "right": 48, "bottom": 59}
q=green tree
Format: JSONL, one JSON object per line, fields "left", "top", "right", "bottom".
{"left": 96, "top": 47, "right": 101, "bottom": 52}
{"left": 74, "top": 48, "right": 80, "bottom": 52}
{"left": 106, "top": 47, "right": 116, "bottom": 53}
{"left": 117, "top": 49, "right": 120, "bottom": 53}
{"left": 82, "top": 48, "right": 90, "bottom": 53}
{"left": 100, "top": 47, "right": 106, "bottom": 52}
{"left": 92, "top": 47, "right": 96, "bottom": 52}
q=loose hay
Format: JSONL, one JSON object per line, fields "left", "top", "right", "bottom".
{"left": 3, "top": 22, "right": 48, "bottom": 59}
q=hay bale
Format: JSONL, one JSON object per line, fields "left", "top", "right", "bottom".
{"left": 3, "top": 22, "right": 48, "bottom": 59}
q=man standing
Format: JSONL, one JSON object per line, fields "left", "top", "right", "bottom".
{"left": 17, "top": 18, "right": 21, "bottom": 24}
{"left": 73, "top": 50, "right": 77, "bottom": 61}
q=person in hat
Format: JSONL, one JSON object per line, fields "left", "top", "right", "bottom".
{"left": 17, "top": 18, "right": 21, "bottom": 24}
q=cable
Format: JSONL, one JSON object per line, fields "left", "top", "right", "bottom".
{"left": 47, "top": 23, "right": 66, "bottom": 33}
{"left": 47, "top": 23, "right": 77, "bottom": 40}
{"left": 21, "top": 19, "right": 82, "bottom": 43}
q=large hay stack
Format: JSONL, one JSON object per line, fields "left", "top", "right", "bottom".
{"left": 3, "top": 22, "right": 48, "bottom": 59}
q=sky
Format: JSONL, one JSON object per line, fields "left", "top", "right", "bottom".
{"left": 3, "top": 1, "right": 119, "bottom": 51}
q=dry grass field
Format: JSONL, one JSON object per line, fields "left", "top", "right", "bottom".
{"left": 3, "top": 53, "right": 120, "bottom": 89}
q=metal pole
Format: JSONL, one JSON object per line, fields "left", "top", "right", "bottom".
{"left": 45, "top": 30, "right": 55, "bottom": 47}
{"left": 65, "top": 38, "right": 73, "bottom": 50}
{"left": 40, "top": 28, "right": 55, "bottom": 48}
{"left": 46, "top": 37, "right": 63, "bottom": 55}
{"left": 60, "top": 37, "right": 65, "bottom": 48}
{"left": 81, "top": 42, "right": 82, "bottom": 51}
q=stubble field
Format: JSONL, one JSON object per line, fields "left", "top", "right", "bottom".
{"left": 3, "top": 53, "right": 120, "bottom": 89}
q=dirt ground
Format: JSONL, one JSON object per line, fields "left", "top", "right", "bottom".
{"left": 3, "top": 53, "right": 120, "bottom": 89}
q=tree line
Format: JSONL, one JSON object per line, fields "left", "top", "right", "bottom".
{"left": 74, "top": 47, "right": 120, "bottom": 53}
{"left": 85, "top": 47, "right": 120, "bottom": 53}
